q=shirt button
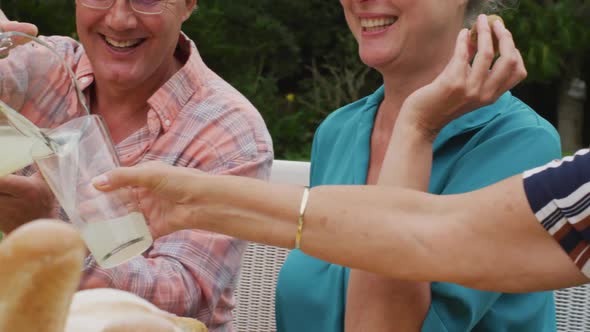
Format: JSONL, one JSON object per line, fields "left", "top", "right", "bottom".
{"left": 79, "top": 77, "right": 90, "bottom": 84}
{"left": 164, "top": 119, "right": 171, "bottom": 126}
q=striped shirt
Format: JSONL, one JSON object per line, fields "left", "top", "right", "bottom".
{"left": 1, "top": 34, "right": 273, "bottom": 331}
{"left": 523, "top": 149, "right": 590, "bottom": 277}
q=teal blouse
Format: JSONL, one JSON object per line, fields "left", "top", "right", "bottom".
{"left": 276, "top": 86, "right": 560, "bottom": 332}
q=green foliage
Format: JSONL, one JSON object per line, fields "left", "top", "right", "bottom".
{"left": 2, "top": 0, "right": 588, "bottom": 158}
{"left": 187, "top": 0, "right": 379, "bottom": 160}
{"left": 503, "top": 0, "right": 590, "bottom": 82}
{"left": 2, "top": 0, "right": 77, "bottom": 38}
{"left": 185, "top": 1, "right": 300, "bottom": 83}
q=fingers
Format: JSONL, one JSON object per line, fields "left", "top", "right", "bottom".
{"left": 2, "top": 22, "right": 39, "bottom": 36}
{"left": 466, "top": 15, "right": 526, "bottom": 105}
{"left": 469, "top": 15, "right": 496, "bottom": 89}
{"left": 92, "top": 166, "right": 165, "bottom": 192}
{"left": 485, "top": 20, "right": 527, "bottom": 96}
{"left": 452, "top": 29, "right": 471, "bottom": 66}
{"left": 0, "top": 21, "right": 38, "bottom": 59}
{"left": 445, "top": 29, "right": 471, "bottom": 79}
{"left": 0, "top": 10, "right": 39, "bottom": 51}
{"left": 93, "top": 161, "right": 196, "bottom": 194}
{"left": 0, "top": 10, "right": 8, "bottom": 23}
{"left": 0, "top": 174, "right": 36, "bottom": 196}
{"left": 436, "top": 28, "right": 470, "bottom": 98}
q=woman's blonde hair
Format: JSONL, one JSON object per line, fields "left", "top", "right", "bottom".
{"left": 465, "top": 0, "right": 517, "bottom": 26}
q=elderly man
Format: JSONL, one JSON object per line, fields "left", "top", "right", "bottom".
{"left": 0, "top": 1, "right": 272, "bottom": 331}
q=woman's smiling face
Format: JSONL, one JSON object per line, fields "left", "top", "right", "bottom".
{"left": 339, "top": 0, "right": 468, "bottom": 73}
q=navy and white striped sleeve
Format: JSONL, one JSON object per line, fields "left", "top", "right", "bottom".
{"left": 523, "top": 148, "right": 590, "bottom": 277}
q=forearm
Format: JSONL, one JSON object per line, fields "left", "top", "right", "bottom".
{"left": 438, "top": 175, "right": 587, "bottom": 291}
{"left": 201, "top": 174, "right": 586, "bottom": 291}
{"left": 310, "top": 177, "right": 586, "bottom": 291}
{"left": 378, "top": 118, "right": 435, "bottom": 189}
{"left": 201, "top": 178, "right": 445, "bottom": 274}
{"left": 345, "top": 122, "right": 433, "bottom": 331}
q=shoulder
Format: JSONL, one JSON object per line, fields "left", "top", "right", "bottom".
{"left": 441, "top": 92, "right": 560, "bottom": 153}
{"left": 179, "top": 39, "right": 270, "bottom": 141}
{"left": 471, "top": 94, "right": 561, "bottom": 160}
{"left": 8, "top": 35, "right": 85, "bottom": 73}
{"left": 178, "top": 69, "right": 273, "bottom": 164}
{"left": 186, "top": 73, "right": 269, "bottom": 140}
{"left": 37, "top": 35, "right": 85, "bottom": 68}
{"left": 182, "top": 44, "right": 267, "bottom": 132}
{"left": 474, "top": 95, "right": 561, "bottom": 162}
{"left": 482, "top": 94, "right": 558, "bottom": 138}
{"left": 432, "top": 93, "right": 561, "bottom": 192}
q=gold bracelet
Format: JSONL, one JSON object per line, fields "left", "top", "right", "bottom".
{"left": 295, "top": 186, "right": 310, "bottom": 250}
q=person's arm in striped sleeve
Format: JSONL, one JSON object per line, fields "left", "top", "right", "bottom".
{"left": 94, "top": 150, "right": 590, "bottom": 292}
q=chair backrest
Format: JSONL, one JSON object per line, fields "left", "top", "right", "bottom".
{"left": 555, "top": 285, "right": 590, "bottom": 331}
{"left": 234, "top": 160, "right": 590, "bottom": 330}
{"left": 233, "top": 160, "right": 310, "bottom": 332}
{"left": 268, "top": 160, "right": 311, "bottom": 185}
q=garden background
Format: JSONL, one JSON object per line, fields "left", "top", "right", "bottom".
{"left": 2, "top": 0, "right": 589, "bottom": 159}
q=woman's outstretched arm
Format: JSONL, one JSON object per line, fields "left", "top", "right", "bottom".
{"left": 95, "top": 158, "right": 588, "bottom": 292}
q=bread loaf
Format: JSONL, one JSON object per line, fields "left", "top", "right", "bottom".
{"left": 66, "top": 288, "right": 208, "bottom": 332}
{"left": 0, "top": 220, "right": 207, "bottom": 332}
{"left": 0, "top": 220, "right": 86, "bottom": 332}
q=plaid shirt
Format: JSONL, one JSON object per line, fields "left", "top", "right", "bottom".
{"left": 1, "top": 34, "right": 273, "bottom": 331}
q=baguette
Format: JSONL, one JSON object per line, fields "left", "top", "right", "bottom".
{"left": 66, "top": 288, "right": 208, "bottom": 332}
{"left": 0, "top": 220, "right": 207, "bottom": 332}
{"left": 0, "top": 220, "right": 86, "bottom": 332}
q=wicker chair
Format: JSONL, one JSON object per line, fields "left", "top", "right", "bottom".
{"left": 233, "top": 160, "right": 310, "bottom": 332}
{"left": 232, "top": 160, "right": 590, "bottom": 331}
{"left": 556, "top": 285, "right": 590, "bottom": 331}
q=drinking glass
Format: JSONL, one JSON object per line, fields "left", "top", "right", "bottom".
{"left": 31, "top": 115, "right": 153, "bottom": 268}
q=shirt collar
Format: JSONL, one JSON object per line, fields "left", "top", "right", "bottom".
{"left": 147, "top": 32, "right": 202, "bottom": 132}
{"left": 365, "top": 84, "right": 506, "bottom": 149}
{"left": 72, "top": 32, "right": 202, "bottom": 132}
{"left": 433, "top": 92, "right": 507, "bottom": 150}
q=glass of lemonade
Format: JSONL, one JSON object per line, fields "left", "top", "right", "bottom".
{"left": 31, "top": 115, "right": 153, "bottom": 268}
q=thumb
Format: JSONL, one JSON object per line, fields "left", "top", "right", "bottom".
{"left": 92, "top": 166, "right": 166, "bottom": 193}
{"left": 2, "top": 22, "right": 39, "bottom": 36}
{"left": 0, "top": 174, "right": 36, "bottom": 195}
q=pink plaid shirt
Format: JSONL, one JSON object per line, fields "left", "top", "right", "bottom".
{"left": 1, "top": 33, "right": 273, "bottom": 331}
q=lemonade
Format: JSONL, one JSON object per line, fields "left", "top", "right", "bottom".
{"left": 80, "top": 212, "right": 153, "bottom": 268}
{"left": 0, "top": 126, "right": 51, "bottom": 176}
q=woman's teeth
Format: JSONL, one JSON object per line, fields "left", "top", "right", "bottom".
{"left": 104, "top": 37, "right": 143, "bottom": 49}
{"left": 360, "top": 17, "right": 398, "bottom": 32}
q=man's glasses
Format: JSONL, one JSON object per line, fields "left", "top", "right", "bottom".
{"left": 79, "top": 0, "right": 170, "bottom": 15}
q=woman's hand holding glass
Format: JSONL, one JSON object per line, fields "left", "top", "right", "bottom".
{"left": 398, "top": 14, "right": 527, "bottom": 140}
{"left": 93, "top": 161, "right": 210, "bottom": 239}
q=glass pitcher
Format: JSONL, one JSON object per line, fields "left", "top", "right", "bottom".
{"left": 0, "top": 31, "right": 90, "bottom": 176}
